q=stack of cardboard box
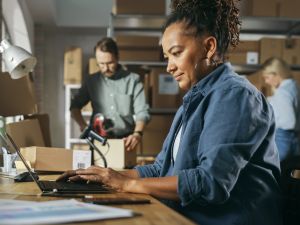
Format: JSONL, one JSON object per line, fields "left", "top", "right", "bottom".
{"left": 0, "top": 72, "right": 90, "bottom": 172}
{"left": 227, "top": 41, "right": 260, "bottom": 65}
{"left": 260, "top": 38, "right": 300, "bottom": 65}
{"left": 112, "top": 0, "right": 165, "bottom": 15}
{"left": 116, "top": 35, "right": 162, "bottom": 62}
{"left": 239, "top": 0, "right": 300, "bottom": 18}
{"left": 64, "top": 47, "right": 82, "bottom": 84}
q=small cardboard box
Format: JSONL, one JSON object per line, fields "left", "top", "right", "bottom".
{"left": 143, "top": 115, "right": 174, "bottom": 156}
{"left": 279, "top": 0, "right": 300, "bottom": 18}
{"left": 0, "top": 73, "right": 37, "bottom": 117}
{"left": 64, "top": 47, "right": 82, "bottom": 84}
{"left": 150, "top": 67, "right": 184, "bottom": 108}
{"left": 115, "top": 35, "right": 160, "bottom": 48}
{"left": 89, "top": 58, "right": 99, "bottom": 74}
{"left": 282, "top": 38, "right": 300, "bottom": 65}
{"left": 20, "top": 146, "right": 91, "bottom": 172}
{"left": 246, "top": 71, "right": 272, "bottom": 97}
{"left": 260, "top": 38, "right": 284, "bottom": 64}
{"left": 228, "top": 40, "right": 260, "bottom": 65}
{"left": 93, "top": 139, "right": 136, "bottom": 169}
{"left": 112, "top": 0, "right": 165, "bottom": 15}
{"left": 229, "top": 40, "right": 260, "bottom": 53}
{"left": 24, "top": 114, "right": 52, "bottom": 147}
{"left": 119, "top": 48, "right": 161, "bottom": 61}
{"left": 227, "top": 52, "right": 259, "bottom": 65}
{"left": 6, "top": 119, "right": 45, "bottom": 149}
{"left": 239, "top": 0, "right": 279, "bottom": 17}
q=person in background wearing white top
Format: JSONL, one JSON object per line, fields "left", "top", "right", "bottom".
{"left": 262, "top": 57, "right": 300, "bottom": 161}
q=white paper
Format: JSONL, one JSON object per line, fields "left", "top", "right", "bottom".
{"left": 0, "top": 199, "right": 135, "bottom": 225}
{"left": 158, "top": 74, "right": 179, "bottom": 95}
{"left": 72, "top": 150, "right": 91, "bottom": 169}
{"left": 0, "top": 199, "right": 37, "bottom": 207}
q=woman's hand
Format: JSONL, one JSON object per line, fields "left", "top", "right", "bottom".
{"left": 58, "top": 166, "right": 135, "bottom": 192}
{"left": 56, "top": 169, "right": 87, "bottom": 183}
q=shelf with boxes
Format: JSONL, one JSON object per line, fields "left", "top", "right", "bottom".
{"left": 109, "top": 13, "right": 300, "bottom": 35}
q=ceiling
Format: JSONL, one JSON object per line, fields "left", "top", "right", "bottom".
{"left": 25, "top": 0, "right": 113, "bottom": 28}
{"left": 24, "top": 0, "right": 300, "bottom": 36}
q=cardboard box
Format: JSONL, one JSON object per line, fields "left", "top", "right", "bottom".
{"left": 115, "top": 35, "right": 160, "bottom": 48}
{"left": 71, "top": 143, "right": 90, "bottom": 151}
{"left": 227, "top": 52, "right": 259, "bottom": 65}
{"left": 64, "top": 47, "right": 82, "bottom": 84}
{"left": 24, "top": 114, "right": 52, "bottom": 147}
{"left": 245, "top": 72, "right": 263, "bottom": 91}
{"left": 228, "top": 40, "right": 260, "bottom": 64}
{"left": 246, "top": 71, "right": 272, "bottom": 97}
{"left": 150, "top": 67, "right": 184, "bottom": 108}
{"left": 119, "top": 48, "right": 161, "bottom": 61}
{"left": 112, "top": 0, "right": 165, "bottom": 15}
{"left": 94, "top": 139, "right": 136, "bottom": 169}
{"left": 89, "top": 58, "right": 99, "bottom": 74}
{"left": 239, "top": 0, "right": 279, "bottom": 17}
{"left": 143, "top": 115, "right": 174, "bottom": 156}
{"left": 292, "top": 71, "right": 300, "bottom": 86}
{"left": 279, "top": 0, "right": 300, "bottom": 18}
{"left": 82, "top": 102, "right": 93, "bottom": 112}
{"left": 260, "top": 38, "right": 284, "bottom": 64}
{"left": 282, "top": 38, "right": 300, "bottom": 65}
{"left": 20, "top": 146, "right": 91, "bottom": 172}
{"left": 6, "top": 119, "right": 45, "bottom": 149}
{"left": 229, "top": 40, "right": 260, "bottom": 53}
{"left": 0, "top": 73, "right": 37, "bottom": 117}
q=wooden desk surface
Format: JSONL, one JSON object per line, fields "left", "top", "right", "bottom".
{"left": 0, "top": 175, "right": 196, "bottom": 225}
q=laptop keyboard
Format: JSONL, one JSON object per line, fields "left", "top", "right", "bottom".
{"left": 39, "top": 180, "right": 108, "bottom": 192}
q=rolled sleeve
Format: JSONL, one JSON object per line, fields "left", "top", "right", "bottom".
{"left": 70, "top": 81, "right": 90, "bottom": 110}
{"left": 132, "top": 78, "right": 150, "bottom": 123}
{"left": 135, "top": 164, "right": 162, "bottom": 178}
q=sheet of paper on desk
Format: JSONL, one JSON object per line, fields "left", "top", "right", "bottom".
{"left": 0, "top": 199, "right": 136, "bottom": 225}
{"left": 0, "top": 199, "right": 37, "bottom": 206}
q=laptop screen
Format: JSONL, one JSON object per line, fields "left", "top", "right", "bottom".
{"left": 0, "top": 132, "right": 43, "bottom": 189}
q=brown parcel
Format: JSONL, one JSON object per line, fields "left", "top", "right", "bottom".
{"left": 20, "top": 146, "right": 91, "bottom": 172}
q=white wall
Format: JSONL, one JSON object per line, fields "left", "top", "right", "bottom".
{"left": 2, "top": 0, "right": 34, "bottom": 52}
{"left": 56, "top": 0, "right": 113, "bottom": 27}
{"left": 37, "top": 27, "right": 107, "bottom": 147}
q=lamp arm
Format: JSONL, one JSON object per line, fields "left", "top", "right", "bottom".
{"left": 85, "top": 138, "right": 108, "bottom": 168}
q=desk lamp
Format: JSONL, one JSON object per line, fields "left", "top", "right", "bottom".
{"left": 0, "top": 39, "right": 36, "bottom": 79}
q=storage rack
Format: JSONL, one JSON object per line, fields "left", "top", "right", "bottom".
{"left": 65, "top": 13, "right": 300, "bottom": 149}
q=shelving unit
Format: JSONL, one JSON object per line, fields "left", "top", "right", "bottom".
{"left": 65, "top": 13, "right": 300, "bottom": 150}
{"left": 65, "top": 84, "right": 92, "bottom": 149}
{"left": 109, "top": 14, "right": 300, "bottom": 35}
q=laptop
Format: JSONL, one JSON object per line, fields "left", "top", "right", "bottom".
{"left": 2, "top": 132, "right": 111, "bottom": 195}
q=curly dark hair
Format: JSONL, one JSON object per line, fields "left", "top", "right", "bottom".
{"left": 164, "top": 0, "right": 241, "bottom": 58}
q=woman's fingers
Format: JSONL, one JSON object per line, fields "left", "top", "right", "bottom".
{"left": 56, "top": 170, "right": 77, "bottom": 181}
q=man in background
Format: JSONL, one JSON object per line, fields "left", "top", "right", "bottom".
{"left": 70, "top": 37, "right": 150, "bottom": 152}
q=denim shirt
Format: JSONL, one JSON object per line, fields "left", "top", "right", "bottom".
{"left": 136, "top": 63, "right": 282, "bottom": 225}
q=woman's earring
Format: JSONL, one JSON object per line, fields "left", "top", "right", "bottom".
{"left": 210, "top": 58, "right": 217, "bottom": 68}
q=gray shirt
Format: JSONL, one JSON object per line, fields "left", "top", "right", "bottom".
{"left": 70, "top": 66, "right": 150, "bottom": 137}
{"left": 268, "top": 78, "right": 300, "bottom": 131}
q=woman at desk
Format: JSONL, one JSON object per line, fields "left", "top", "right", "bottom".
{"left": 58, "top": 0, "right": 282, "bottom": 224}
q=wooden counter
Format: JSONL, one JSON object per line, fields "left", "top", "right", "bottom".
{"left": 0, "top": 175, "right": 196, "bottom": 225}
